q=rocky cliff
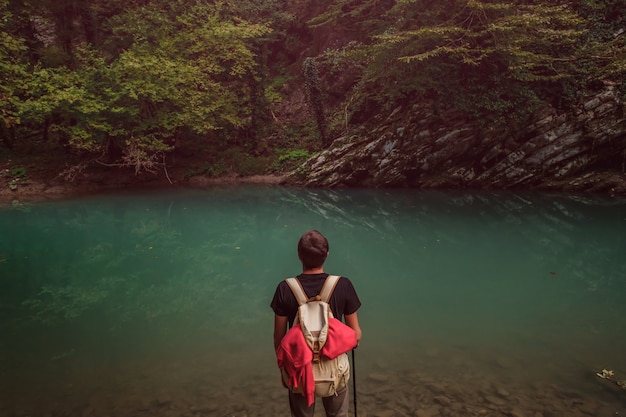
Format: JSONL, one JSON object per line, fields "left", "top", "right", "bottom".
{"left": 284, "top": 83, "right": 626, "bottom": 196}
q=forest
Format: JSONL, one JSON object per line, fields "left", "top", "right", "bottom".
{"left": 0, "top": 0, "right": 624, "bottom": 187}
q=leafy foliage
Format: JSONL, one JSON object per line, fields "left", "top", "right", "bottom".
{"left": 0, "top": 0, "right": 623, "bottom": 174}
{"left": 308, "top": 0, "right": 395, "bottom": 37}
{"left": 323, "top": 0, "right": 623, "bottom": 126}
{"left": 275, "top": 148, "right": 314, "bottom": 171}
{"left": 0, "top": 0, "right": 29, "bottom": 132}
{"left": 5, "top": 0, "right": 271, "bottom": 172}
{"left": 3, "top": 165, "right": 29, "bottom": 190}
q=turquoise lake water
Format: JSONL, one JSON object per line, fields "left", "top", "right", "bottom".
{"left": 0, "top": 186, "right": 625, "bottom": 416}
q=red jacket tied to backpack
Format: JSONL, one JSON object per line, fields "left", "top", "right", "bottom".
{"left": 277, "top": 317, "right": 356, "bottom": 406}
{"left": 277, "top": 325, "right": 315, "bottom": 405}
{"left": 322, "top": 318, "right": 357, "bottom": 359}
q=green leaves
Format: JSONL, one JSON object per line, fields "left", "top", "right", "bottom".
{"left": 95, "top": 2, "right": 270, "bottom": 165}
{"left": 2, "top": 0, "right": 622, "bottom": 169}
{"left": 3, "top": 165, "right": 29, "bottom": 190}
{"left": 0, "top": 3, "right": 28, "bottom": 130}
{"left": 3, "top": 0, "right": 271, "bottom": 172}
{"left": 342, "top": 0, "right": 615, "bottom": 125}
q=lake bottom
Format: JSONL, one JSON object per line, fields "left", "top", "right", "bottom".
{"left": 2, "top": 343, "right": 625, "bottom": 417}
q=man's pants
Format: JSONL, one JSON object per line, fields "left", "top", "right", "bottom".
{"left": 288, "top": 386, "right": 349, "bottom": 417}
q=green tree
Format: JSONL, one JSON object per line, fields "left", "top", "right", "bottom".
{"left": 572, "top": 0, "right": 626, "bottom": 93}
{"left": 15, "top": 0, "right": 271, "bottom": 172}
{"left": 321, "top": 0, "right": 622, "bottom": 127}
{"left": 0, "top": 0, "right": 31, "bottom": 148}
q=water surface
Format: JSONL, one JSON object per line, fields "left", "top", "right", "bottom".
{"left": 1, "top": 186, "right": 625, "bottom": 416}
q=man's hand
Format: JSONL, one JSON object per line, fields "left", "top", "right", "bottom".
{"left": 344, "top": 312, "right": 362, "bottom": 346}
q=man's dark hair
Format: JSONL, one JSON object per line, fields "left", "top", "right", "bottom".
{"left": 298, "top": 230, "right": 329, "bottom": 269}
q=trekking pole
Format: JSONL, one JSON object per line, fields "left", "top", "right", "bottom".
{"left": 352, "top": 348, "right": 357, "bottom": 417}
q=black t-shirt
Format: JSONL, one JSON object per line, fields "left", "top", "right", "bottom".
{"left": 270, "top": 273, "right": 361, "bottom": 327}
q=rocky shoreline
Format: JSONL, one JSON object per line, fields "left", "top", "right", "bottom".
{"left": 284, "top": 85, "right": 626, "bottom": 196}
{"left": 2, "top": 170, "right": 625, "bottom": 208}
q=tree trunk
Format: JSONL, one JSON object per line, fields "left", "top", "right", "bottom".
{"left": 1, "top": 126, "right": 14, "bottom": 150}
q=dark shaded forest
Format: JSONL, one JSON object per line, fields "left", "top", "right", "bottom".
{"left": 0, "top": 0, "right": 624, "bottom": 190}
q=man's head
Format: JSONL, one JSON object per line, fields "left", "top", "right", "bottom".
{"left": 297, "top": 230, "right": 329, "bottom": 269}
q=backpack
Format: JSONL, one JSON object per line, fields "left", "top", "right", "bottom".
{"left": 280, "top": 275, "right": 353, "bottom": 398}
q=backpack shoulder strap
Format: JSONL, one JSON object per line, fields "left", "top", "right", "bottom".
{"left": 285, "top": 275, "right": 341, "bottom": 305}
{"left": 319, "top": 275, "right": 341, "bottom": 303}
{"left": 285, "top": 277, "right": 308, "bottom": 306}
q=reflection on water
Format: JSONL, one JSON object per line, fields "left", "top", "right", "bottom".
{"left": 0, "top": 187, "right": 625, "bottom": 416}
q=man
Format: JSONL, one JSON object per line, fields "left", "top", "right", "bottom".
{"left": 271, "top": 230, "right": 362, "bottom": 417}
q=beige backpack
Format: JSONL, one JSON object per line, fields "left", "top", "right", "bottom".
{"left": 281, "top": 275, "right": 350, "bottom": 397}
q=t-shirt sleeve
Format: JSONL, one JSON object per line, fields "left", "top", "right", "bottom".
{"left": 270, "top": 282, "right": 290, "bottom": 317}
{"left": 340, "top": 277, "right": 361, "bottom": 316}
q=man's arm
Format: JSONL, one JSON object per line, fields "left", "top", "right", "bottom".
{"left": 273, "top": 314, "right": 288, "bottom": 351}
{"left": 344, "top": 312, "right": 362, "bottom": 345}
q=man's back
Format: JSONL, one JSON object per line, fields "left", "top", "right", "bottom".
{"left": 270, "top": 230, "right": 362, "bottom": 417}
